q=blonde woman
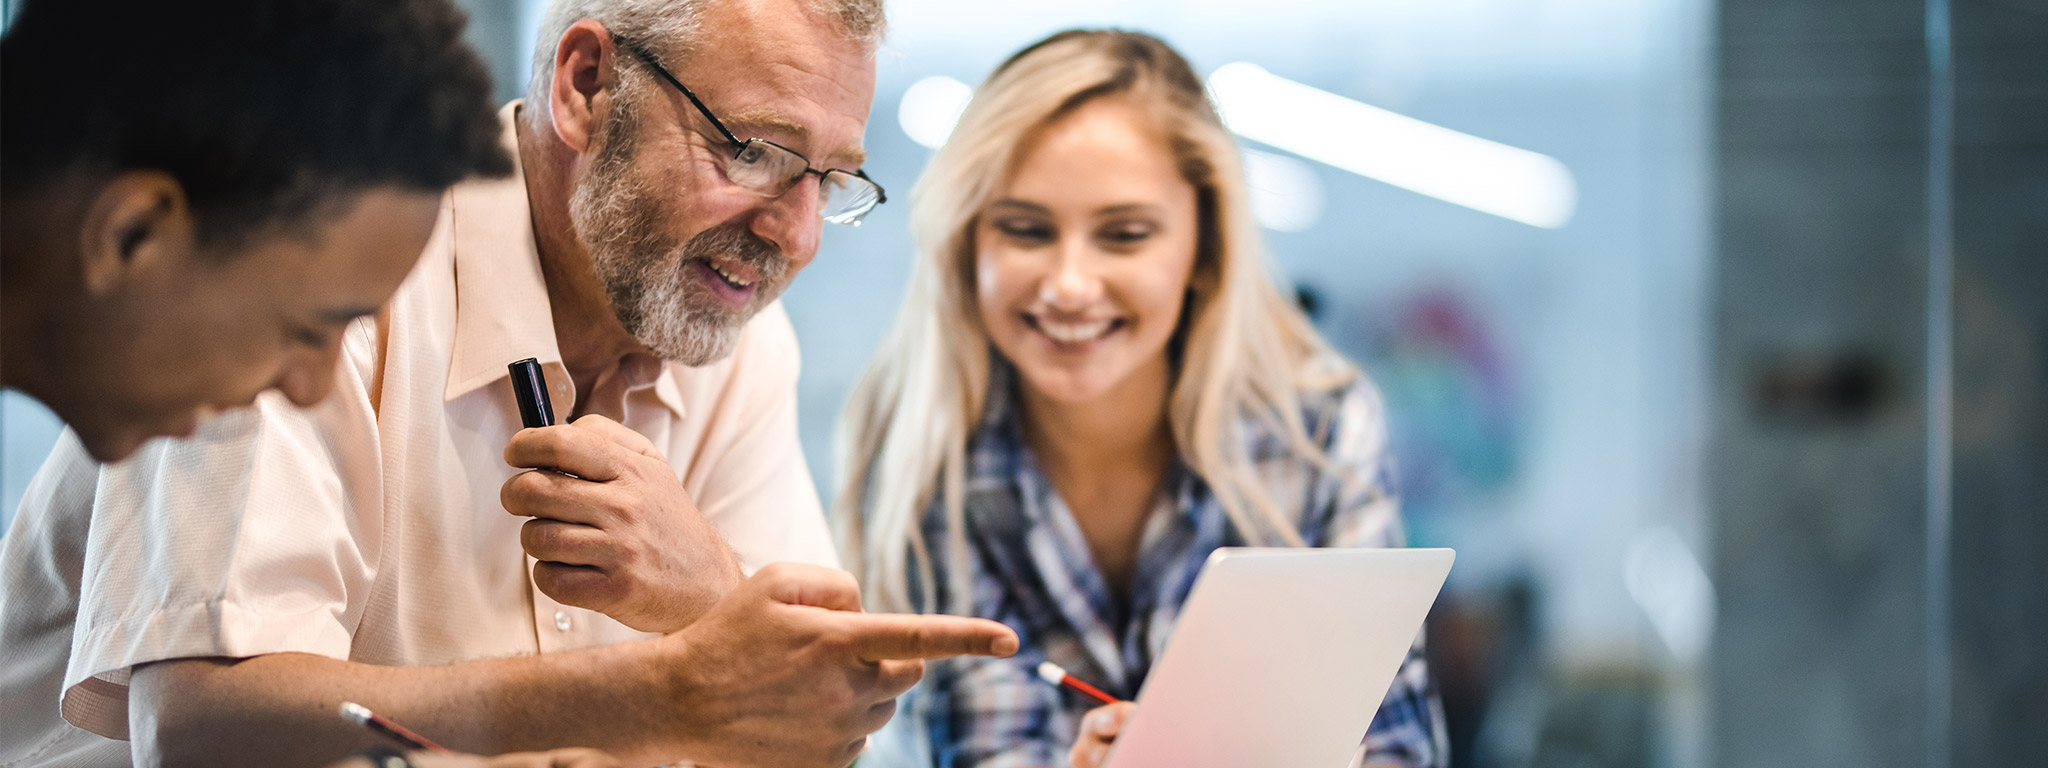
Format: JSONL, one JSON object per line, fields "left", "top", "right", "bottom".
{"left": 838, "top": 30, "right": 1445, "bottom": 768}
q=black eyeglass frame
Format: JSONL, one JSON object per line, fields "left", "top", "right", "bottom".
{"left": 610, "top": 35, "right": 887, "bottom": 219}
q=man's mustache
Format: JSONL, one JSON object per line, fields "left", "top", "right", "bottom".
{"left": 679, "top": 224, "right": 790, "bottom": 284}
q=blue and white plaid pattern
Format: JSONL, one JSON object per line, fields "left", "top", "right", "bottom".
{"left": 879, "top": 369, "right": 1448, "bottom": 768}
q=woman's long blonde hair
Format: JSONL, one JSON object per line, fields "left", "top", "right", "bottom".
{"left": 835, "top": 30, "right": 1355, "bottom": 614}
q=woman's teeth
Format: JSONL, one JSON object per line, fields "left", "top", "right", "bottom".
{"left": 709, "top": 262, "right": 753, "bottom": 288}
{"left": 1039, "top": 318, "right": 1113, "bottom": 344}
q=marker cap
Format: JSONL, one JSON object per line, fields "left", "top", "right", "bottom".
{"left": 508, "top": 358, "right": 555, "bottom": 428}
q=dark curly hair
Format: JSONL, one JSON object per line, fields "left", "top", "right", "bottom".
{"left": 1, "top": 0, "right": 513, "bottom": 248}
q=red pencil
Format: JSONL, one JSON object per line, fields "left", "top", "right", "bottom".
{"left": 339, "top": 701, "right": 451, "bottom": 754}
{"left": 1037, "top": 661, "right": 1122, "bottom": 706}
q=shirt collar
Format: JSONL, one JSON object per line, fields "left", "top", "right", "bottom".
{"left": 441, "top": 101, "right": 685, "bottom": 421}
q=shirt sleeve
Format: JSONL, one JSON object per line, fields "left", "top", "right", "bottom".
{"left": 677, "top": 301, "right": 837, "bottom": 572}
{"left": 51, "top": 325, "right": 387, "bottom": 740}
{"left": 1316, "top": 377, "right": 1450, "bottom": 768}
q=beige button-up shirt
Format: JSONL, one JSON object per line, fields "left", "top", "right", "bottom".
{"left": 0, "top": 104, "right": 835, "bottom": 766}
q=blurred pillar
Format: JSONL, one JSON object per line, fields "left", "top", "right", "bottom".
{"left": 1711, "top": 0, "right": 2047, "bottom": 765}
{"left": 1945, "top": 0, "right": 2048, "bottom": 763}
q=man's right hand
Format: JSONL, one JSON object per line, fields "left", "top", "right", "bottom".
{"left": 502, "top": 415, "right": 744, "bottom": 633}
{"left": 660, "top": 562, "right": 1019, "bottom": 768}
{"left": 127, "top": 564, "right": 1014, "bottom": 768}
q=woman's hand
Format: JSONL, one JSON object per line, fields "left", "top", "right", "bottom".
{"left": 1067, "top": 702, "right": 1137, "bottom": 768}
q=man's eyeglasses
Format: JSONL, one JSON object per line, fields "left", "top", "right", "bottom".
{"left": 612, "top": 36, "right": 886, "bottom": 226}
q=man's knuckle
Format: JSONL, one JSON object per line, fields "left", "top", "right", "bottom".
{"left": 596, "top": 576, "right": 628, "bottom": 606}
{"left": 526, "top": 436, "right": 561, "bottom": 466}
{"left": 533, "top": 564, "right": 565, "bottom": 594}
{"left": 822, "top": 627, "right": 859, "bottom": 654}
{"left": 601, "top": 495, "right": 639, "bottom": 525}
{"left": 501, "top": 472, "right": 532, "bottom": 501}
{"left": 616, "top": 539, "right": 642, "bottom": 567}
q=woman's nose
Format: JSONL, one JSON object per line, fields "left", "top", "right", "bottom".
{"left": 1039, "top": 244, "right": 1104, "bottom": 309}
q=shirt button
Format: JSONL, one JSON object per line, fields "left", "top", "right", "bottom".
{"left": 553, "top": 610, "right": 572, "bottom": 632}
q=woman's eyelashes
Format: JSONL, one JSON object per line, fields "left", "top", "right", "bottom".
{"left": 989, "top": 218, "right": 1159, "bottom": 250}
{"left": 1096, "top": 221, "right": 1156, "bottom": 249}
{"left": 992, "top": 218, "right": 1056, "bottom": 244}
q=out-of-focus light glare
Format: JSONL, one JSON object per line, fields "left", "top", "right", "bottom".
{"left": 898, "top": 75, "right": 973, "bottom": 149}
{"left": 1240, "top": 147, "right": 1325, "bottom": 232}
{"left": 1624, "top": 527, "right": 1716, "bottom": 665}
{"left": 1208, "top": 62, "right": 1578, "bottom": 229}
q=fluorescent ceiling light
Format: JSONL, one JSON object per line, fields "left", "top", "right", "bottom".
{"left": 1208, "top": 62, "right": 1578, "bottom": 229}
{"left": 898, "top": 75, "right": 973, "bottom": 149}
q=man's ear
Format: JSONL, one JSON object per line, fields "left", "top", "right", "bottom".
{"left": 78, "top": 170, "right": 194, "bottom": 297}
{"left": 548, "top": 19, "right": 621, "bottom": 155}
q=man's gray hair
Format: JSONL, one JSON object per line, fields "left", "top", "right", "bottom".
{"left": 524, "top": 0, "right": 885, "bottom": 111}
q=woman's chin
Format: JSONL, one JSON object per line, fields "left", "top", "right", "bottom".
{"left": 1013, "top": 366, "right": 1119, "bottom": 406}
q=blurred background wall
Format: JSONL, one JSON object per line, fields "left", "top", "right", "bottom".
{"left": 1, "top": 0, "right": 2040, "bottom": 765}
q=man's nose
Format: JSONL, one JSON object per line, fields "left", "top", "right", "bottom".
{"left": 748, "top": 175, "right": 823, "bottom": 268}
{"left": 273, "top": 343, "right": 341, "bottom": 408}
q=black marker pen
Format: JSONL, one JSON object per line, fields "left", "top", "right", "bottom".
{"left": 509, "top": 358, "right": 556, "bottom": 428}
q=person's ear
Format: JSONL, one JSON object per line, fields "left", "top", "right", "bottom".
{"left": 77, "top": 170, "right": 194, "bottom": 297}
{"left": 548, "top": 19, "right": 621, "bottom": 155}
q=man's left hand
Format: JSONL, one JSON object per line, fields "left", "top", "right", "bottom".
{"left": 502, "top": 414, "right": 743, "bottom": 633}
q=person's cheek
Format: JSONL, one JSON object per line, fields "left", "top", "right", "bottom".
{"left": 974, "top": 244, "right": 1005, "bottom": 306}
{"left": 975, "top": 249, "right": 1015, "bottom": 333}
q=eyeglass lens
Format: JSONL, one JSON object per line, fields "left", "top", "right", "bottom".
{"left": 724, "top": 139, "right": 883, "bottom": 224}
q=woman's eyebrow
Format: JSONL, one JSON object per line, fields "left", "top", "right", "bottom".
{"left": 1093, "top": 203, "right": 1162, "bottom": 218}
{"left": 987, "top": 199, "right": 1052, "bottom": 215}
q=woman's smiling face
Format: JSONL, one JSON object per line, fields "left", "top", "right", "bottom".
{"left": 974, "top": 98, "right": 1200, "bottom": 406}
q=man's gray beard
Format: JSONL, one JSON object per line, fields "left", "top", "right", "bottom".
{"left": 569, "top": 119, "right": 792, "bottom": 366}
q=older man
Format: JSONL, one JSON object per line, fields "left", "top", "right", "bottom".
{"left": 0, "top": 0, "right": 1015, "bottom": 766}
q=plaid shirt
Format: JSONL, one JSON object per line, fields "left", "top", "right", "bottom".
{"left": 868, "top": 367, "right": 1447, "bottom": 768}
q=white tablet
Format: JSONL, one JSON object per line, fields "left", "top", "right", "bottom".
{"left": 1104, "top": 547, "right": 1455, "bottom": 768}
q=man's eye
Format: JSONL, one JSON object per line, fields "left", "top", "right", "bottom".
{"left": 817, "top": 173, "right": 851, "bottom": 203}
{"left": 290, "top": 326, "right": 330, "bottom": 347}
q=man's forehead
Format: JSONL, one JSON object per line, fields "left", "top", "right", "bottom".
{"left": 662, "top": 0, "right": 875, "bottom": 167}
